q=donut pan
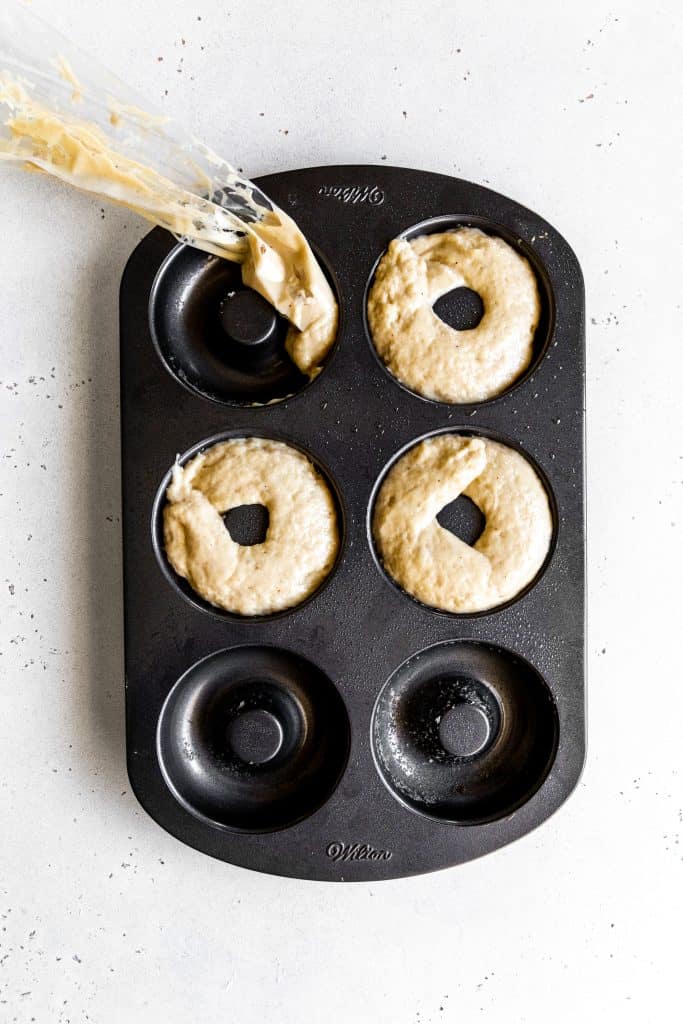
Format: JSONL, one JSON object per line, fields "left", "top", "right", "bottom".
{"left": 120, "top": 164, "right": 585, "bottom": 881}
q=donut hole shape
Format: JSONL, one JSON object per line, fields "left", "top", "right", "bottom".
{"left": 371, "top": 640, "right": 559, "bottom": 824}
{"left": 365, "top": 215, "right": 555, "bottom": 406}
{"left": 157, "top": 646, "right": 351, "bottom": 832}
{"left": 222, "top": 503, "right": 270, "bottom": 547}
{"left": 433, "top": 286, "right": 484, "bottom": 332}
{"left": 369, "top": 430, "right": 555, "bottom": 615}
{"left": 436, "top": 494, "right": 486, "bottom": 548}
{"left": 151, "top": 432, "right": 345, "bottom": 621}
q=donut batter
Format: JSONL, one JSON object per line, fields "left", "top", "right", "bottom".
{"left": 367, "top": 228, "right": 540, "bottom": 403}
{"left": 373, "top": 434, "right": 552, "bottom": 613}
{"left": 0, "top": 69, "right": 336, "bottom": 376}
{"left": 164, "top": 438, "right": 339, "bottom": 615}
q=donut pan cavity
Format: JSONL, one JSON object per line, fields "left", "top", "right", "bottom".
{"left": 150, "top": 429, "right": 346, "bottom": 622}
{"left": 120, "top": 165, "right": 585, "bottom": 881}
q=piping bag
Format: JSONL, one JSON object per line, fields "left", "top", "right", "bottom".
{"left": 0, "top": 2, "right": 337, "bottom": 377}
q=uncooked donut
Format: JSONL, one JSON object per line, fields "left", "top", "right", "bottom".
{"left": 163, "top": 437, "right": 339, "bottom": 615}
{"left": 372, "top": 434, "right": 552, "bottom": 613}
{"left": 367, "top": 227, "right": 541, "bottom": 403}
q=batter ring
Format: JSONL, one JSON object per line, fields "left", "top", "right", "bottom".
{"left": 163, "top": 437, "right": 339, "bottom": 615}
{"left": 367, "top": 227, "right": 541, "bottom": 403}
{"left": 372, "top": 434, "right": 553, "bottom": 613}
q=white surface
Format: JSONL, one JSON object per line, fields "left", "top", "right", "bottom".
{"left": 1, "top": 1, "right": 681, "bottom": 1020}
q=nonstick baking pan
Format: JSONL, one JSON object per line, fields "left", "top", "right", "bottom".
{"left": 120, "top": 164, "right": 585, "bottom": 881}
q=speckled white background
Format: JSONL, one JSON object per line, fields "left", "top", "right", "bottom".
{"left": 1, "top": 1, "right": 681, "bottom": 1021}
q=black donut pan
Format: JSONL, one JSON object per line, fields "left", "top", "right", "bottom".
{"left": 120, "top": 165, "right": 585, "bottom": 881}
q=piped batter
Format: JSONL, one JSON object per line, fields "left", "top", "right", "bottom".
{"left": 373, "top": 434, "right": 552, "bottom": 613}
{"left": 164, "top": 438, "right": 339, "bottom": 616}
{"left": 0, "top": 55, "right": 336, "bottom": 376}
{"left": 367, "top": 227, "right": 540, "bottom": 403}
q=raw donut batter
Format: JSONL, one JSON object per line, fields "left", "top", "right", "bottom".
{"left": 0, "top": 66, "right": 336, "bottom": 376}
{"left": 164, "top": 438, "right": 339, "bottom": 615}
{"left": 372, "top": 434, "right": 552, "bottom": 613}
{"left": 367, "top": 228, "right": 541, "bottom": 403}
